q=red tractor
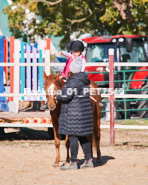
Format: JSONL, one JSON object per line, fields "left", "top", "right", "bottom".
{"left": 83, "top": 35, "right": 148, "bottom": 120}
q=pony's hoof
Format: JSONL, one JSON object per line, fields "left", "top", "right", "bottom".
{"left": 52, "top": 163, "right": 59, "bottom": 168}
{"left": 65, "top": 161, "right": 70, "bottom": 165}
{"left": 65, "top": 158, "right": 70, "bottom": 164}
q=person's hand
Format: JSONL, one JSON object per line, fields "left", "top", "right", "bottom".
{"left": 58, "top": 51, "right": 62, "bottom": 56}
{"left": 55, "top": 96, "right": 58, "bottom": 104}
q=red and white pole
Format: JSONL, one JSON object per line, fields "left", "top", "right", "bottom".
{"left": 9, "top": 36, "right": 14, "bottom": 102}
{"left": 45, "top": 38, "right": 51, "bottom": 76}
{"left": 109, "top": 49, "right": 115, "bottom": 146}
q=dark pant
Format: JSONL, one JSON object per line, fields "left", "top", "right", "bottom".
{"left": 68, "top": 135, "right": 91, "bottom": 162}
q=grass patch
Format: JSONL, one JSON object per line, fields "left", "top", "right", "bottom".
{"left": 115, "top": 119, "right": 148, "bottom": 125}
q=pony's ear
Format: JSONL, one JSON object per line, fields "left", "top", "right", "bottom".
{"left": 43, "top": 71, "right": 48, "bottom": 81}
{"left": 56, "top": 71, "right": 60, "bottom": 80}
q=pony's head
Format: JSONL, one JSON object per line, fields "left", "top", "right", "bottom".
{"left": 43, "top": 71, "right": 61, "bottom": 111}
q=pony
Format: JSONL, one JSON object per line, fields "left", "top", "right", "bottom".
{"left": 43, "top": 71, "right": 101, "bottom": 167}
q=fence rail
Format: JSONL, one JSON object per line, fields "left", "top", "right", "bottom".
{"left": 0, "top": 123, "right": 148, "bottom": 129}
{"left": 1, "top": 62, "right": 148, "bottom": 67}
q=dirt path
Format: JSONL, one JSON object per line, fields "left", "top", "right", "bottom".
{"left": 0, "top": 128, "right": 148, "bottom": 185}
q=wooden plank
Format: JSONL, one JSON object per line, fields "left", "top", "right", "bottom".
{"left": 4, "top": 39, "right": 6, "bottom": 84}
{"left": 39, "top": 50, "right": 43, "bottom": 100}
{"left": 0, "top": 111, "right": 51, "bottom": 118}
{"left": 5, "top": 39, "right": 8, "bottom": 86}
{"left": 27, "top": 45, "right": 31, "bottom": 101}
{"left": 45, "top": 38, "right": 50, "bottom": 75}
{"left": 0, "top": 38, "right": 4, "bottom": 96}
{"left": 0, "top": 123, "right": 53, "bottom": 128}
{"left": 9, "top": 36, "right": 14, "bottom": 101}
{"left": 21, "top": 42, "right": 25, "bottom": 100}
{"left": 33, "top": 47, "right": 37, "bottom": 101}
{"left": 13, "top": 39, "right": 21, "bottom": 113}
{"left": 45, "top": 50, "right": 50, "bottom": 76}
{"left": 46, "top": 38, "right": 51, "bottom": 50}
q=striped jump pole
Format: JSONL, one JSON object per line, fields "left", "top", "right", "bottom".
{"left": 4, "top": 38, "right": 8, "bottom": 86}
{"left": 13, "top": 39, "right": 21, "bottom": 113}
{"left": 26, "top": 45, "right": 31, "bottom": 101}
{"left": 8, "top": 37, "right": 51, "bottom": 112}
{"left": 9, "top": 36, "right": 14, "bottom": 102}
{"left": 45, "top": 38, "right": 51, "bottom": 76}
{"left": 33, "top": 47, "right": 37, "bottom": 101}
{"left": 20, "top": 42, "right": 25, "bottom": 101}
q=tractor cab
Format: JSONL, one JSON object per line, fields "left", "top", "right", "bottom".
{"left": 83, "top": 35, "right": 148, "bottom": 119}
{"left": 83, "top": 35, "right": 148, "bottom": 88}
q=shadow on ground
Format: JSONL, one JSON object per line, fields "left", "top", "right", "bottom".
{"left": 78, "top": 156, "right": 115, "bottom": 168}
{"left": 0, "top": 127, "right": 50, "bottom": 141}
{"left": 0, "top": 127, "right": 67, "bottom": 141}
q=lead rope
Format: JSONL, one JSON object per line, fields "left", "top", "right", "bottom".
{"left": 89, "top": 96, "right": 103, "bottom": 107}
{"left": 59, "top": 77, "right": 103, "bottom": 107}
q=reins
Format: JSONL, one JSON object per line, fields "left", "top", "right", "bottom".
{"left": 46, "top": 78, "right": 103, "bottom": 108}
{"left": 46, "top": 79, "right": 63, "bottom": 108}
{"left": 89, "top": 96, "right": 103, "bottom": 107}
{"left": 46, "top": 97, "right": 58, "bottom": 105}
{"left": 47, "top": 96, "right": 103, "bottom": 107}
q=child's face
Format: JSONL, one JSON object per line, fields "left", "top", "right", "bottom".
{"left": 71, "top": 50, "right": 81, "bottom": 58}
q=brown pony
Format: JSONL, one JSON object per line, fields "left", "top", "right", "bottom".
{"left": 43, "top": 71, "right": 101, "bottom": 167}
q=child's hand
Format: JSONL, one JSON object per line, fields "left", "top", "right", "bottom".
{"left": 55, "top": 99, "right": 58, "bottom": 104}
{"left": 55, "top": 96, "right": 58, "bottom": 104}
{"left": 58, "top": 51, "right": 62, "bottom": 56}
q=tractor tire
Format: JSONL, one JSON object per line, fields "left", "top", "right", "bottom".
{"left": 48, "top": 128, "right": 54, "bottom": 140}
{"left": 138, "top": 83, "right": 148, "bottom": 118}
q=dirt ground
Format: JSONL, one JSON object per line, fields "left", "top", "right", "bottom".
{"left": 0, "top": 127, "right": 148, "bottom": 185}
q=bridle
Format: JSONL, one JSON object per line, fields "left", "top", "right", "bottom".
{"left": 46, "top": 97, "right": 58, "bottom": 105}
{"left": 46, "top": 80, "right": 62, "bottom": 110}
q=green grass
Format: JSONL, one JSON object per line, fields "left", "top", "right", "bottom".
{"left": 115, "top": 119, "right": 148, "bottom": 125}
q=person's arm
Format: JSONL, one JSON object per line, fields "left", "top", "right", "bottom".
{"left": 61, "top": 58, "right": 69, "bottom": 77}
{"left": 59, "top": 51, "right": 71, "bottom": 59}
{"left": 81, "top": 57, "right": 86, "bottom": 72}
{"left": 56, "top": 84, "right": 74, "bottom": 102}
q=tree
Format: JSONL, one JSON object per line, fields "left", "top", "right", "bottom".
{"left": 3, "top": 0, "right": 148, "bottom": 49}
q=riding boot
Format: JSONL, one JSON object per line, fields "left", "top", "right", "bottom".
{"left": 80, "top": 158, "right": 94, "bottom": 169}
{"left": 60, "top": 161, "right": 77, "bottom": 170}
{"left": 40, "top": 101, "right": 48, "bottom": 110}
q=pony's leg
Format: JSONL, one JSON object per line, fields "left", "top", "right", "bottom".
{"left": 94, "top": 125, "right": 101, "bottom": 161}
{"left": 87, "top": 135, "right": 93, "bottom": 158}
{"left": 52, "top": 120, "right": 61, "bottom": 167}
{"left": 65, "top": 135, "right": 70, "bottom": 163}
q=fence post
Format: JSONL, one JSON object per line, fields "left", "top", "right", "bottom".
{"left": 9, "top": 36, "right": 14, "bottom": 102}
{"left": 33, "top": 47, "right": 37, "bottom": 101}
{"left": 109, "top": 48, "right": 115, "bottom": 146}
{"left": 20, "top": 42, "right": 25, "bottom": 101}
{"left": 4, "top": 39, "right": 8, "bottom": 86}
{"left": 26, "top": 45, "right": 31, "bottom": 101}
{"left": 45, "top": 38, "right": 51, "bottom": 76}
{"left": 13, "top": 39, "right": 21, "bottom": 113}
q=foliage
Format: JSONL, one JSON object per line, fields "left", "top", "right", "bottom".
{"left": 3, "top": 0, "right": 148, "bottom": 49}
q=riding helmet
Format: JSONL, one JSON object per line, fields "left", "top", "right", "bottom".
{"left": 69, "top": 40, "right": 84, "bottom": 52}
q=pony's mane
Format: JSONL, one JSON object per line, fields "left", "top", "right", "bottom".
{"left": 44, "top": 73, "right": 65, "bottom": 90}
{"left": 56, "top": 77, "right": 65, "bottom": 90}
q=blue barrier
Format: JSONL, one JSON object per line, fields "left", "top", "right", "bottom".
{"left": 0, "top": 38, "right": 9, "bottom": 111}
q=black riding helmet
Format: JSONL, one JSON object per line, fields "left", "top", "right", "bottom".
{"left": 69, "top": 40, "right": 84, "bottom": 52}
